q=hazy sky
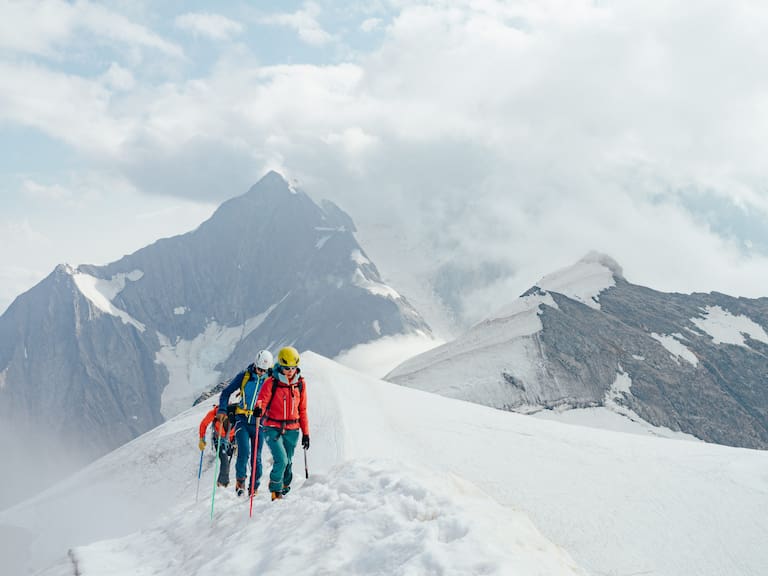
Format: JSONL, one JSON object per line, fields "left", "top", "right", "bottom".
{"left": 3, "top": 0, "right": 768, "bottom": 328}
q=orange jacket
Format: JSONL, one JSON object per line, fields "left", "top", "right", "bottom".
{"left": 256, "top": 372, "right": 309, "bottom": 435}
{"left": 199, "top": 406, "right": 235, "bottom": 441}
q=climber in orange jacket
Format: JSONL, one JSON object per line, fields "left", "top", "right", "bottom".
{"left": 198, "top": 404, "right": 236, "bottom": 487}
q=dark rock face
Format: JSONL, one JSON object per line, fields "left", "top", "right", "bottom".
{"left": 0, "top": 265, "right": 166, "bottom": 455}
{"left": 0, "top": 172, "right": 430, "bottom": 458}
{"left": 591, "top": 280, "right": 768, "bottom": 448}
{"left": 389, "top": 269, "right": 768, "bottom": 449}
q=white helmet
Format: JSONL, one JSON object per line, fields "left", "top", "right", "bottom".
{"left": 255, "top": 349, "right": 273, "bottom": 371}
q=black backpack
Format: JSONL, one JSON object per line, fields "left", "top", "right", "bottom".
{"left": 213, "top": 403, "right": 239, "bottom": 438}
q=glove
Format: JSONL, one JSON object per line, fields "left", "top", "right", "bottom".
{"left": 253, "top": 406, "right": 263, "bottom": 418}
{"left": 301, "top": 434, "right": 310, "bottom": 450}
{"left": 198, "top": 438, "right": 206, "bottom": 451}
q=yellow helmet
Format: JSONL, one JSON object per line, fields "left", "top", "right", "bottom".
{"left": 277, "top": 346, "right": 300, "bottom": 368}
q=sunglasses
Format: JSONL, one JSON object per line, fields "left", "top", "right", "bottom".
{"left": 280, "top": 365, "right": 298, "bottom": 371}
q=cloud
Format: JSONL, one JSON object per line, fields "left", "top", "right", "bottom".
{"left": 22, "top": 178, "right": 72, "bottom": 201}
{"left": 0, "top": 217, "right": 48, "bottom": 245}
{"left": 360, "top": 17, "right": 382, "bottom": 32}
{"left": 0, "top": 0, "right": 182, "bottom": 58}
{"left": 175, "top": 12, "right": 244, "bottom": 41}
{"left": 260, "top": 2, "right": 334, "bottom": 45}
{"left": 0, "top": 60, "right": 132, "bottom": 154}
{"left": 0, "top": 264, "right": 47, "bottom": 315}
{"left": 0, "top": 218, "right": 54, "bottom": 312}
{"left": 4, "top": 0, "right": 768, "bottom": 326}
{"left": 101, "top": 62, "right": 135, "bottom": 91}
{"left": 0, "top": 169, "right": 217, "bottom": 312}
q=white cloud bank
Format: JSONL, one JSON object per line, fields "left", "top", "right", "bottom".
{"left": 260, "top": 1, "right": 334, "bottom": 46}
{"left": 0, "top": 0, "right": 182, "bottom": 58}
{"left": 175, "top": 12, "right": 243, "bottom": 41}
{"left": 3, "top": 0, "right": 768, "bottom": 325}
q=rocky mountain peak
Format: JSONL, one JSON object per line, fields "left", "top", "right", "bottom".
{"left": 389, "top": 254, "right": 768, "bottom": 449}
{"left": 0, "top": 174, "right": 430, "bottom": 462}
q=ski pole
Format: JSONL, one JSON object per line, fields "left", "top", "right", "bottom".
{"left": 210, "top": 435, "right": 223, "bottom": 521}
{"left": 249, "top": 417, "right": 261, "bottom": 518}
{"left": 195, "top": 448, "right": 204, "bottom": 502}
{"left": 303, "top": 446, "right": 309, "bottom": 479}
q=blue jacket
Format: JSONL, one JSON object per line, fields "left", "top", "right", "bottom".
{"left": 218, "top": 364, "right": 270, "bottom": 423}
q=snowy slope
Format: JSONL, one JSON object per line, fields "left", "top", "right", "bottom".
{"left": 40, "top": 462, "right": 583, "bottom": 576}
{"left": 3, "top": 353, "right": 767, "bottom": 576}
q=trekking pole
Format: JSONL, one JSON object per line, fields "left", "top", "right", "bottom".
{"left": 249, "top": 417, "right": 261, "bottom": 518}
{"left": 195, "top": 448, "right": 204, "bottom": 502}
{"left": 303, "top": 446, "right": 309, "bottom": 479}
{"left": 210, "top": 436, "right": 223, "bottom": 521}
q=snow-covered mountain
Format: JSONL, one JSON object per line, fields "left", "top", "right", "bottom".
{"left": 1, "top": 353, "right": 766, "bottom": 576}
{"left": 387, "top": 252, "right": 768, "bottom": 449}
{"left": 0, "top": 171, "right": 430, "bottom": 462}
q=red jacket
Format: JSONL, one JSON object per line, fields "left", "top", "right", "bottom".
{"left": 199, "top": 406, "right": 235, "bottom": 441}
{"left": 256, "top": 372, "right": 309, "bottom": 435}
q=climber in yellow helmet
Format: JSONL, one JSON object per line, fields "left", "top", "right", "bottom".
{"left": 253, "top": 346, "right": 310, "bottom": 501}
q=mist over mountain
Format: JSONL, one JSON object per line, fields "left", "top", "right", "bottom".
{"left": 0, "top": 172, "right": 430, "bottom": 470}
{"left": 388, "top": 252, "right": 768, "bottom": 449}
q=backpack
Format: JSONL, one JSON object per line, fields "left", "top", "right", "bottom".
{"left": 211, "top": 403, "right": 238, "bottom": 441}
{"left": 263, "top": 373, "right": 305, "bottom": 428}
{"left": 226, "top": 402, "right": 238, "bottom": 423}
{"left": 239, "top": 365, "right": 274, "bottom": 410}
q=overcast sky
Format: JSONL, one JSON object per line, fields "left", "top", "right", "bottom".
{"left": 2, "top": 0, "right": 768, "bottom": 329}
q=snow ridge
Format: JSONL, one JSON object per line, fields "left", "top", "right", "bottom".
{"left": 57, "top": 461, "right": 584, "bottom": 576}
{"left": 4, "top": 353, "right": 767, "bottom": 576}
{"left": 71, "top": 269, "right": 146, "bottom": 332}
{"left": 538, "top": 251, "right": 620, "bottom": 310}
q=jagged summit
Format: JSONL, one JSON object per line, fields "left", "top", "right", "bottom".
{"left": 535, "top": 252, "right": 623, "bottom": 310}
{"left": 488, "top": 253, "right": 622, "bottom": 323}
{"left": 254, "top": 169, "right": 287, "bottom": 186}
{"left": 54, "top": 263, "right": 76, "bottom": 275}
{"left": 242, "top": 170, "right": 298, "bottom": 199}
{"left": 580, "top": 251, "right": 624, "bottom": 278}
{"left": 244, "top": 169, "right": 303, "bottom": 195}
{"left": 202, "top": 170, "right": 303, "bottom": 224}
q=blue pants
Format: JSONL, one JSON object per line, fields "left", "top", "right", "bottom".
{"left": 233, "top": 416, "right": 266, "bottom": 489}
{"left": 263, "top": 427, "right": 300, "bottom": 494}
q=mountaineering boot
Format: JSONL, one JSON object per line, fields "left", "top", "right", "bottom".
{"left": 217, "top": 481, "right": 229, "bottom": 488}
{"left": 235, "top": 479, "right": 246, "bottom": 496}
{"left": 271, "top": 491, "right": 283, "bottom": 501}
